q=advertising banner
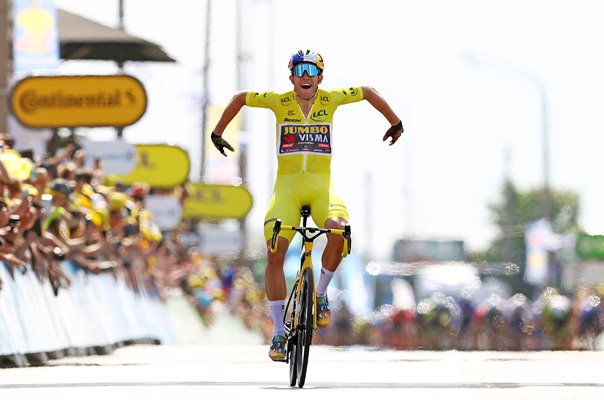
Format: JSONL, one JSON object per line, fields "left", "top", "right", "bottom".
{"left": 183, "top": 183, "right": 253, "bottom": 220}
{"left": 10, "top": 75, "right": 147, "bottom": 128}
{"left": 12, "top": 0, "right": 60, "bottom": 75}
{"left": 144, "top": 195, "right": 182, "bottom": 231}
{"left": 114, "top": 144, "right": 190, "bottom": 188}
{"left": 576, "top": 232, "right": 604, "bottom": 260}
{"left": 80, "top": 139, "right": 137, "bottom": 175}
{"left": 524, "top": 219, "right": 561, "bottom": 286}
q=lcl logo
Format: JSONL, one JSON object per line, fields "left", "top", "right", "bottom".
{"left": 311, "top": 109, "right": 328, "bottom": 121}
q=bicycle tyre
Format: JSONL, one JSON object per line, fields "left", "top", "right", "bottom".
{"left": 285, "top": 283, "right": 298, "bottom": 387}
{"left": 296, "top": 268, "right": 314, "bottom": 388}
{"left": 288, "top": 324, "right": 297, "bottom": 386}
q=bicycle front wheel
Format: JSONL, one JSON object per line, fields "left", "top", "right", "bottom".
{"left": 296, "top": 267, "right": 315, "bottom": 388}
{"left": 287, "top": 317, "right": 297, "bottom": 386}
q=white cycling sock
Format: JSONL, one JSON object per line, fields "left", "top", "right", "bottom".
{"left": 316, "top": 267, "right": 335, "bottom": 297}
{"left": 269, "top": 300, "right": 285, "bottom": 337}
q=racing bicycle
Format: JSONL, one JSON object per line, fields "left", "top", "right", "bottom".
{"left": 270, "top": 206, "right": 351, "bottom": 388}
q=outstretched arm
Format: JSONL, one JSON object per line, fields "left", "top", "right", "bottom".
{"left": 209, "top": 91, "right": 248, "bottom": 156}
{"left": 362, "top": 86, "right": 404, "bottom": 145}
{"left": 213, "top": 91, "right": 248, "bottom": 135}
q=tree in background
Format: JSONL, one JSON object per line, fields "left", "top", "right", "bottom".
{"left": 469, "top": 180, "right": 580, "bottom": 296}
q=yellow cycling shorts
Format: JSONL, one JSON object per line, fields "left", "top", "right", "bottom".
{"left": 263, "top": 173, "right": 349, "bottom": 243}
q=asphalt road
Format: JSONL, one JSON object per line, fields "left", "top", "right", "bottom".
{"left": 1, "top": 344, "right": 604, "bottom": 400}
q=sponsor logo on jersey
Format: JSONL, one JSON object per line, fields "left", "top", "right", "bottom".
{"left": 310, "top": 109, "right": 328, "bottom": 122}
{"left": 282, "top": 125, "right": 330, "bottom": 134}
{"left": 284, "top": 117, "right": 302, "bottom": 122}
{"left": 280, "top": 95, "right": 293, "bottom": 106}
{"left": 278, "top": 124, "right": 332, "bottom": 155}
{"left": 341, "top": 87, "right": 359, "bottom": 97}
{"left": 283, "top": 134, "right": 296, "bottom": 143}
{"left": 319, "top": 95, "right": 330, "bottom": 105}
{"left": 288, "top": 110, "right": 296, "bottom": 116}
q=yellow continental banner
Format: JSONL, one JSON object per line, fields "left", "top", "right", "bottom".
{"left": 10, "top": 75, "right": 147, "bottom": 128}
{"left": 113, "top": 144, "right": 190, "bottom": 188}
{"left": 183, "top": 183, "right": 253, "bottom": 219}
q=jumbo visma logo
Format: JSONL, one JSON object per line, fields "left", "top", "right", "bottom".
{"left": 282, "top": 125, "right": 330, "bottom": 135}
{"left": 279, "top": 124, "right": 332, "bottom": 154}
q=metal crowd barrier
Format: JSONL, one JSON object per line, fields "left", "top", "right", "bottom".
{"left": 0, "top": 261, "right": 175, "bottom": 368}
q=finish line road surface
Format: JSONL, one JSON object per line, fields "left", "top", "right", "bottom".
{"left": 1, "top": 345, "right": 604, "bottom": 400}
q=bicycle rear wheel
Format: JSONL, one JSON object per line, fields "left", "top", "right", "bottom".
{"left": 296, "top": 268, "right": 314, "bottom": 388}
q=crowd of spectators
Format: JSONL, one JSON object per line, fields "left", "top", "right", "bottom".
{"left": 3, "top": 131, "right": 601, "bottom": 357}
{"left": 0, "top": 131, "right": 281, "bottom": 355}
{"left": 171, "top": 250, "right": 273, "bottom": 342}
{"left": 0, "top": 132, "right": 176, "bottom": 300}
{"left": 0, "top": 132, "right": 269, "bottom": 324}
{"left": 173, "top": 250, "right": 603, "bottom": 352}
{"left": 315, "top": 284, "right": 604, "bottom": 351}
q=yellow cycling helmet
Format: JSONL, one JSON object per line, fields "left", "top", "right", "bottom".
{"left": 0, "top": 150, "right": 33, "bottom": 181}
{"left": 108, "top": 191, "right": 130, "bottom": 212}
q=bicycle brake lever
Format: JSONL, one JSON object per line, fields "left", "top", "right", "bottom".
{"left": 343, "top": 224, "right": 352, "bottom": 256}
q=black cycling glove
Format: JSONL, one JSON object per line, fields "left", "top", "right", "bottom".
{"left": 211, "top": 132, "right": 235, "bottom": 156}
{"left": 382, "top": 120, "right": 403, "bottom": 146}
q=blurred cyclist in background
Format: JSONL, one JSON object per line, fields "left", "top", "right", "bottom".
{"left": 209, "top": 49, "right": 403, "bottom": 361}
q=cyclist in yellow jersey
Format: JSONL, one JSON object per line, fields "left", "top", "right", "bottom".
{"left": 210, "top": 50, "right": 403, "bottom": 361}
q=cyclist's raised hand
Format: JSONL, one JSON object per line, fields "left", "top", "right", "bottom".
{"left": 211, "top": 132, "right": 235, "bottom": 156}
{"left": 382, "top": 120, "right": 403, "bottom": 146}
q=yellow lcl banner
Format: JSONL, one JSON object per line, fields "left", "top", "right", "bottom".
{"left": 183, "top": 183, "right": 253, "bottom": 219}
{"left": 10, "top": 75, "right": 147, "bottom": 128}
{"left": 113, "top": 144, "right": 190, "bottom": 188}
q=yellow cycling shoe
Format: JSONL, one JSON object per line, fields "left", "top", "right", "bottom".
{"left": 316, "top": 296, "right": 331, "bottom": 328}
{"left": 268, "top": 335, "right": 287, "bottom": 361}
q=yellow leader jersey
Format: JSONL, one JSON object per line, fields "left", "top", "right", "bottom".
{"left": 245, "top": 87, "right": 364, "bottom": 175}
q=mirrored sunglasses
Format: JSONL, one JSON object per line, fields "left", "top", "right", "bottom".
{"left": 292, "top": 63, "right": 320, "bottom": 77}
